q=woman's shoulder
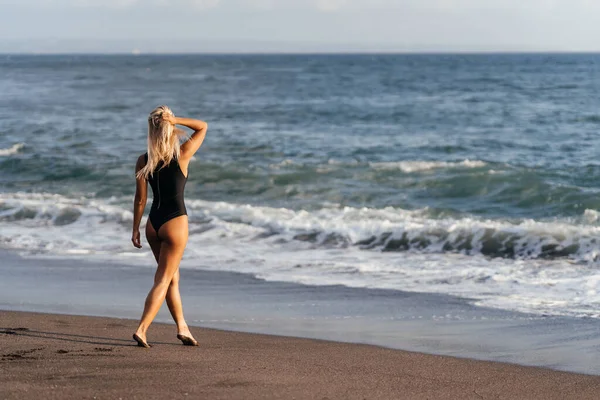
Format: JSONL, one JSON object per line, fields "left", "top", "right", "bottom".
{"left": 135, "top": 153, "right": 148, "bottom": 168}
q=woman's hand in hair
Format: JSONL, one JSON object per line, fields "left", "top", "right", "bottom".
{"left": 162, "top": 113, "right": 177, "bottom": 126}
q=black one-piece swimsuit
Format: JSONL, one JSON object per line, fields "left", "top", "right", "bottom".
{"left": 144, "top": 153, "right": 188, "bottom": 232}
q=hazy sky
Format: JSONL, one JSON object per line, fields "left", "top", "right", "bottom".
{"left": 1, "top": 0, "right": 599, "bottom": 53}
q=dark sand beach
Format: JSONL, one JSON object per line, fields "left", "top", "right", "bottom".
{"left": 3, "top": 54, "right": 600, "bottom": 399}
{"left": 1, "top": 310, "right": 600, "bottom": 400}
{"left": 4, "top": 53, "right": 600, "bottom": 399}
{"left": 2, "top": 250, "right": 600, "bottom": 376}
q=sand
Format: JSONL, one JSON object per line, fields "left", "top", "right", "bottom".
{"left": 1, "top": 311, "right": 599, "bottom": 399}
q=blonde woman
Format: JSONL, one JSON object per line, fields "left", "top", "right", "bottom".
{"left": 131, "top": 105, "right": 208, "bottom": 348}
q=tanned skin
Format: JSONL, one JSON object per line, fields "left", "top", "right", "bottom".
{"left": 132, "top": 115, "right": 208, "bottom": 345}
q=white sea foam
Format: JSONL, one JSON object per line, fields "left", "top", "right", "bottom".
{"left": 0, "top": 192, "right": 135, "bottom": 256}
{"left": 369, "top": 159, "right": 487, "bottom": 172}
{"left": 1, "top": 192, "right": 599, "bottom": 319}
{"left": 185, "top": 199, "right": 600, "bottom": 263}
{"left": 583, "top": 209, "right": 600, "bottom": 223}
{"left": 0, "top": 143, "right": 24, "bottom": 156}
{"left": 269, "top": 159, "right": 297, "bottom": 169}
{"left": 267, "top": 158, "right": 487, "bottom": 174}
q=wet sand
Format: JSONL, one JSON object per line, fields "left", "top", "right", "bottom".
{"left": 1, "top": 310, "right": 599, "bottom": 399}
{"left": 3, "top": 249, "right": 600, "bottom": 376}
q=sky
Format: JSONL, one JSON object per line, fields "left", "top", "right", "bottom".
{"left": 0, "top": 0, "right": 599, "bottom": 53}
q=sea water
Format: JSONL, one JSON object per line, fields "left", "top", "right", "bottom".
{"left": 1, "top": 54, "right": 600, "bottom": 319}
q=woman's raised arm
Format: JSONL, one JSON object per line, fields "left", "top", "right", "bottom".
{"left": 163, "top": 114, "right": 208, "bottom": 160}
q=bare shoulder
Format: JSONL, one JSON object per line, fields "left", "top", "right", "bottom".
{"left": 135, "top": 153, "right": 147, "bottom": 171}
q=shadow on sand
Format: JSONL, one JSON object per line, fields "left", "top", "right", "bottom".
{"left": 0, "top": 327, "right": 176, "bottom": 347}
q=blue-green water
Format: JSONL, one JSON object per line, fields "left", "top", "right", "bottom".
{"left": 1, "top": 54, "right": 600, "bottom": 318}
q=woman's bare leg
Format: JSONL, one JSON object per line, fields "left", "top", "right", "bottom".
{"left": 165, "top": 269, "right": 194, "bottom": 337}
{"left": 146, "top": 220, "right": 161, "bottom": 263}
{"left": 144, "top": 218, "right": 195, "bottom": 340}
{"left": 135, "top": 216, "right": 188, "bottom": 342}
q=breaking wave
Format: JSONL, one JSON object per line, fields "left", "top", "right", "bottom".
{"left": 1, "top": 192, "right": 600, "bottom": 318}
{"left": 0, "top": 143, "right": 24, "bottom": 156}
{"left": 2, "top": 192, "right": 600, "bottom": 263}
{"left": 368, "top": 159, "right": 487, "bottom": 173}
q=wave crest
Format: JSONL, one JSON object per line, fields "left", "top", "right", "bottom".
{"left": 368, "top": 159, "right": 487, "bottom": 173}
{"left": 3, "top": 192, "right": 600, "bottom": 264}
{"left": 0, "top": 143, "right": 25, "bottom": 156}
{"left": 185, "top": 200, "right": 600, "bottom": 263}
{"left": 2, "top": 192, "right": 600, "bottom": 318}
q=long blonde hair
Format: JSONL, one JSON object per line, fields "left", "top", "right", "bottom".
{"left": 136, "top": 105, "right": 186, "bottom": 180}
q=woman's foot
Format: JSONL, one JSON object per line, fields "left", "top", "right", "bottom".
{"left": 133, "top": 332, "right": 151, "bottom": 348}
{"left": 176, "top": 327, "right": 198, "bottom": 346}
{"left": 177, "top": 333, "right": 199, "bottom": 346}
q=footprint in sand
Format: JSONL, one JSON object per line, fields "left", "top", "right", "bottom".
{"left": 94, "top": 347, "right": 113, "bottom": 352}
{"left": 2, "top": 347, "right": 44, "bottom": 361}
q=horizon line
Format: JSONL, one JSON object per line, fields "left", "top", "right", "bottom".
{"left": 3, "top": 50, "right": 600, "bottom": 56}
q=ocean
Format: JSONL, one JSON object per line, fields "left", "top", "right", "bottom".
{"left": 1, "top": 53, "right": 600, "bottom": 320}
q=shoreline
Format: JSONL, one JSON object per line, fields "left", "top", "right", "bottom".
{"left": 2, "top": 310, "right": 600, "bottom": 399}
{"left": 2, "top": 248, "right": 600, "bottom": 376}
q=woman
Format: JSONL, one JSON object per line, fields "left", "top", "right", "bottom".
{"left": 131, "top": 105, "right": 208, "bottom": 348}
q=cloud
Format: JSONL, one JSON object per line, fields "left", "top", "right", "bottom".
{"left": 314, "top": 0, "right": 347, "bottom": 12}
{"left": 242, "top": 0, "right": 275, "bottom": 9}
{"left": 7, "top": 0, "right": 600, "bottom": 14}
{"left": 6, "top": 0, "right": 222, "bottom": 9}
{"left": 175, "top": 0, "right": 222, "bottom": 8}
{"left": 71, "top": 0, "right": 138, "bottom": 7}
